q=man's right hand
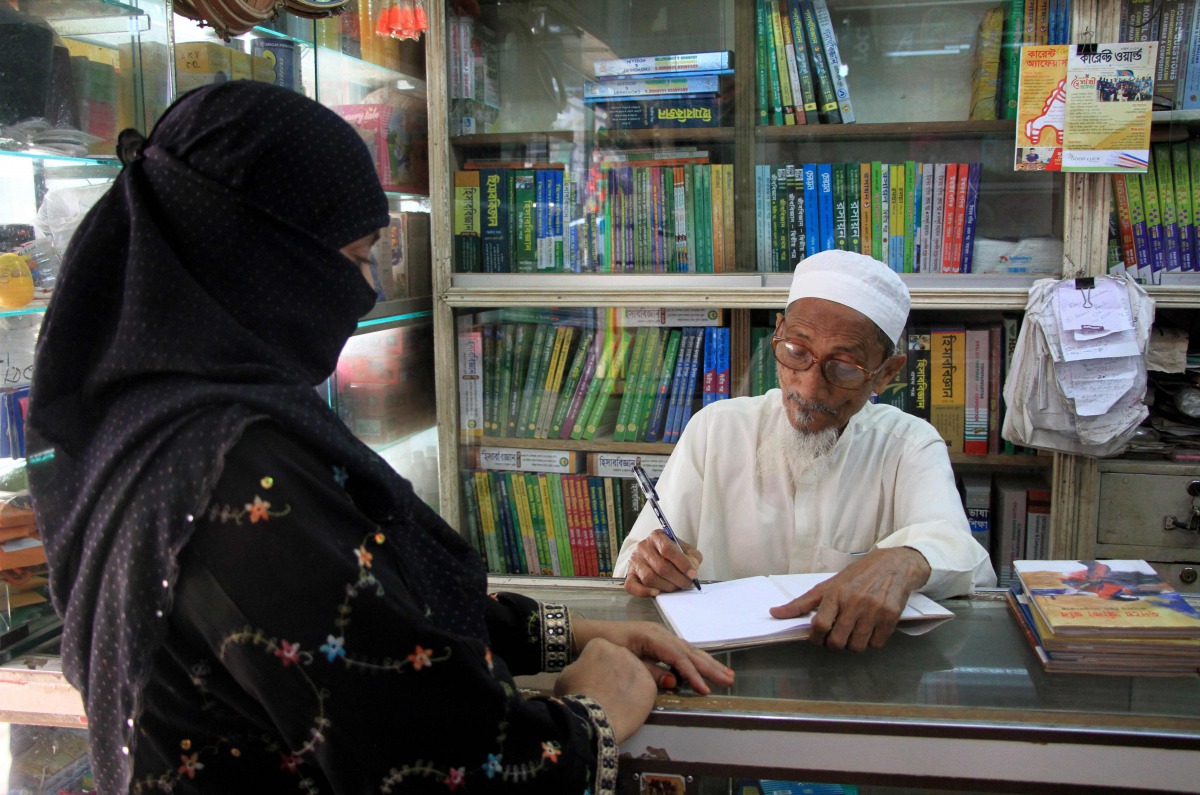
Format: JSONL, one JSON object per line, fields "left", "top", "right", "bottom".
{"left": 622, "top": 529, "right": 703, "bottom": 597}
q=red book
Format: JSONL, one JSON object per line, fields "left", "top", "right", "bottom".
{"left": 940, "top": 163, "right": 959, "bottom": 274}
{"left": 949, "top": 163, "right": 969, "bottom": 273}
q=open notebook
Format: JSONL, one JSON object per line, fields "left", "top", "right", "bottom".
{"left": 655, "top": 572, "right": 954, "bottom": 650}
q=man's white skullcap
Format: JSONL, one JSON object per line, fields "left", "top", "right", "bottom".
{"left": 786, "top": 250, "right": 910, "bottom": 344}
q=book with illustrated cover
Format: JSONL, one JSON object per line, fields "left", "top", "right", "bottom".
{"left": 1014, "top": 560, "right": 1200, "bottom": 638}
{"left": 593, "top": 50, "right": 733, "bottom": 77}
{"left": 656, "top": 573, "right": 952, "bottom": 650}
{"left": 786, "top": 0, "right": 820, "bottom": 124}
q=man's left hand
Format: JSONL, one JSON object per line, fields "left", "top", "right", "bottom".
{"left": 767, "top": 547, "right": 932, "bottom": 652}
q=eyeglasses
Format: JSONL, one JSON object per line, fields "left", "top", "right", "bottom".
{"left": 770, "top": 335, "right": 886, "bottom": 390}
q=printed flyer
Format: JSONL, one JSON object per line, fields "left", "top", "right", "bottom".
{"left": 1061, "top": 42, "right": 1157, "bottom": 172}
{"left": 1014, "top": 43, "right": 1158, "bottom": 173}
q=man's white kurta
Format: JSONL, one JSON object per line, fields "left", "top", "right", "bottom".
{"left": 613, "top": 391, "right": 997, "bottom": 599}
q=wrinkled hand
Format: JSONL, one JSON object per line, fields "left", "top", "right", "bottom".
{"left": 622, "top": 529, "right": 703, "bottom": 597}
{"left": 767, "top": 547, "right": 932, "bottom": 652}
{"left": 553, "top": 638, "right": 656, "bottom": 743}
{"left": 572, "top": 617, "right": 735, "bottom": 695}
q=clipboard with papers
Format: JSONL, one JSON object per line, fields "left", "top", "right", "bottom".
{"left": 654, "top": 572, "right": 954, "bottom": 651}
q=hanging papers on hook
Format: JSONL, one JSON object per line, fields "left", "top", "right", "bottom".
{"left": 1002, "top": 274, "right": 1153, "bottom": 456}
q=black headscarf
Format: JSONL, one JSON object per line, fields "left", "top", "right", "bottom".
{"left": 26, "top": 82, "right": 403, "bottom": 793}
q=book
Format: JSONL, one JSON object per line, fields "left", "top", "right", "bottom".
{"left": 512, "top": 170, "right": 537, "bottom": 272}
{"left": 480, "top": 168, "right": 510, "bottom": 272}
{"left": 963, "top": 327, "right": 990, "bottom": 455}
{"left": 655, "top": 573, "right": 953, "bottom": 650}
{"left": 453, "top": 170, "right": 482, "bottom": 272}
{"left": 799, "top": 0, "right": 842, "bottom": 123}
{"left": 1014, "top": 560, "right": 1200, "bottom": 638}
{"left": 812, "top": 0, "right": 854, "bottom": 123}
{"left": 785, "top": 0, "right": 820, "bottom": 124}
{"left": 534, "top": 326, "right": 574, "bottom": 438}
{"left": 457, "top": 327, "right": 483, "bottom": 437}
{"left": 1142, "top": 164, "right": 1165, "bottom": 282}
{"left": 761, "top": 0, "right": 785, "bottom": 126}
{"left": 769, "top": 0, "right": 796, "bottom": 124}
{"left": 1024, "top": 480, "right": 1052, "bottom": 560}
{"left": 930, "top": 326, "right": 966, "bottom": 453}
{"left": 1123, "top": 172, "right": 1152, "bottom": 282}
{"left": 1153, "top": 143, "right": 1182, "bottom": 272}
{"left": 817, "top": 162, "right": 834, "bottom": 251}
{"left": 1173, "top": 142, "right": 1194, "bottom": 272}
{"left": 593, "top": 51, "right": 733, "bottom": 77}
{"left": 776, "top": 0, "right": 806, "bottom": 125}
{"left": 994, "top": 475, "right": 1030, "bottom": 586}
{"left": 960, "top": 162, "right": 982, "bottom": 273}
{"left": 906, "top": 326, "right": 931, "bottom": 422}
{"left": 583, "top": 74, "right": 722, "bottom": 100}
{"left": 595, "top": 96, "right": 726, "bottom": 130}
{"left": 960, "top": 473, "right": 993, "bottom": 564}
{"left": 515, "top": 323, "right": 553, "bottom": 437}
{"left": 646, "top": 329, "right": 683, "bottom": 442}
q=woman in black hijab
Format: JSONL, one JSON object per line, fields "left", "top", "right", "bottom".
{"left": 26, "top": 82, "right": 732, "bottom": 795}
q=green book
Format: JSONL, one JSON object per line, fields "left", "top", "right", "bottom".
{"left": 774, "top": 165, "right": 789, "bottom": 272}
{"left": 683, "top": 164, "right": 697, "bottom": 272}
{"left": 904, "top": 160, "right": 917, "bottom": 273}
{"left": 515, "top": 323, "right": 552, "bottom": 438}
{"left": 1153, "top": 143, "right": 1180, "bottom": 273}
{"left": 787, "top": 0, "right": 820, "bottom": 124}
{"left": 571, "top": 331, "right": 617, "bottom": 440}
{"left": 549, "top": 328, "right": 596, "bottom": 438}
{"left": 800, "top": 0, "right": 841, "bottom": 123}
{"left": 754, "top": 0, "right": 770, "bottom": 125}
{"left": 614, "top": 327, "right": 650, "bottom": 441}
{"left": 1173, "top": 143, "right": 1193, "bottom": 273}
{"left": 545, "top": 473, "right": 574, "bottom": 577}
{"left": 645, "top": 329, "right": 682, "bottom": 443}
{"left": 460, "top": 471, "right": 483, "bottom": 557}
{"left": 524, "top": 473, "right": 554, "bottom": 575}
{"left": 506, "top": 472, "right": 538, "bottom": 574}
{"left": 847, "top": 161, "right": 861, "bottom": 253}
{"left": 999, "top": 0, "right": 1025, "bottom": 119}
{"left": 534, "top": 326, "right": 573, "bottom": 438}
{"left": 512, "top": 170, "right": 537, "bottom": 272}
{"left": 870, "top": 161, "right": 883, "bottom": 261}
{"left": 633, "top": 327, "right": 665, "bottom": 439}
{"left": 1141, "top": 162, "right": 1164, "bottom": 279}
{"left": 505, "top": 323, "right": 535, "bottom": 437}
{"left": 1191, "top": 142, "right": 1200, "bottom": 267}
{"left": 761, "top": 0, "right": 784, "bottom": 125}
{"left": 494, "top": 324, "right": 514, "bottom": 437}
{"left": 481, "top": 324, "right": 498, "bottom": 435}
{"left": 582, "top": 330, "right": 634, "bottom": 441}
{"left": 833, "top": 162, "right": 848, "bottom": 250}
{"left": 1125, "top": 172, "right": 1150, "bottom": 283}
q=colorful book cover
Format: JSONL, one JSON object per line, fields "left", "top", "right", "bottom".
{"left": 903, "top": 160, "right": 917, "bottom": 272}
{"left": 1173, "top": 142, "right": 1194, "bottom": 271}
{"left": 472, "top": 471, "right": 502, "bottom": 571}
{"left": 583, "top": 74, "right": 722, "bottom": 99}
{"left": 888, "top": 161, "right": 904, "bottom": 271}
{"left": 593, "top": 50, "right": 733, "bottom": 77}
{"left": 480, "top": 168, "right": 510, "bottom": 272}
{"left": 535, "top": 169, "right": 550, "bottom": 270}
{"left": 535, "top": 326, "right": 574, "bottom": 438}
{"left": 784, "top": 164, "right": 800, "bottom": 265}
{"left": 879, "top": 163, "right": 891, "bottom": 267}
{"left": 964, "top": 327, "right": 990, "bottom": 455}
{"left": 1111, "top": 173, "right": 1138, "bottom": 277}
{"left": 582, "top": 330, "right": 633, "bottom": 441}
{"left": 721, "top": 163, "right": 735, "bottom": 271}
{"left": 664, "top": 328, "right": 699, "bottom": 443}
{"left": 453, "top": 170, "right": 482, "bottom": 272}
{"left": 777, "top": 0, "right": 805, "bottom": 125}
{"left": 918, "top": 164, "right": 935, "bottom": 272}
{"left": 1123, "top": 172, "right": 1152, "bottom": 282}
{"left": 515, "top": 323, "right": 552, "bottom": 438}
{"left": 906, "top": 328, "right": 932, "bottom": 422}
{"left": 552, "top": 169, "right": 564, "bottom": 269}
{"left": 761, "top": 0, "right": 785, "bottom": 125}
{"left": 817, "top": 162, "right": 835, "bottom": 252}
{"left": 614, "top": 327, "right": 650, "bottom": 442}
{"left": 832, "top": 161, "right": 848, "bottom": 250}
{"left": 505, "top": 472, "right": 539, "bottom": 575}
{"left": 587, "top": 476, "right": 611, "bottom": 575}
{"left": 712, "top": 164, "right": 726, "bottom": 272}
{"left": 564, "top": 332, "right": 604, "bottom": 440}
{"left": 544, "top": 473, "right": 574, "bottom": 577}
{"left": 931, "top": 326, "right": 966, "bottom": 453}
{"left": 523, "top": 473, "right": 554, "bottom": 575}
{"left": 550, "top": 329, "right": 596, "bottom": 438}
{"left": 634, "top": 328, "right": 666, "bottom": 438}
{"left": 675, "top": 325, "right": 705, "bottom": 438}
{"left": 950, "top": 163, "right": 970, "bottom": 273}
{"left": 755, "top": 1, "right": 771, "bottom": 125}
{"left": 715, "top": 327, "right": 731, "bottom": 399}
{"left": 702, "top": 327, "right": 718, "bottom": 406}
{"left": 1014, "top": 560, "right": 1200, "bottom": 638}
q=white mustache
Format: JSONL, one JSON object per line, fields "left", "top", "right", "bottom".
{"left": 785, "top": 391, "right": 837, "bottom": 415}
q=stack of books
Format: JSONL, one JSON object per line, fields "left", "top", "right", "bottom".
{"left": 1118, "top": 0, "right": 1200, "bottom": 111}
{"left": 1007, "top": 559, "right": 1200, "bottom": 675}
{"left": 584, "top": 50, "right": 734, "bottom": 131}
{"left": 754, "top": 0, "right": 853, "bottom": 125}
{"left": 1108, "top": 141, "right": 1200, "bottom": 283}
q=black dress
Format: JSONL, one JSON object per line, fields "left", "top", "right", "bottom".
{"left": 129, "top": 422, "right": 617, "bottom": 794}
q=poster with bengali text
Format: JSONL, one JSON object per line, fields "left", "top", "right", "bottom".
{"left": 1060, "top": 42, "right": 1157, "bottom": 172}
{"left": 1014, "top": 45, "right": 1068, "bottom": 172}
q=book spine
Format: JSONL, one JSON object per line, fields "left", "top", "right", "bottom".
{"left": 480, "top": 169, "right": 510, "bottom": 273}
{"left": 1123, "top": 172, "right": 1152, "bottom": 282}
{"left": 535, "top": 326, "right": 572, "bottom": 438}
{"left": 712, "top": 163, "right": 726, "bottom": 272}
{"left": 593, "top": 51, "right": 732, "bottom": 77}
{"left": 768, "top": 0, "right": 796, "bottom": 124}
{"left": 634, "top": 329, "right": 666, "bottom": 437}
{"left": 787, "top": 0, "right": 820, "bottom": 124}
{"left": 524, "top": 474, "right": 553, "bottom": 575}
{"left": 677, "top": 326, "right": 704, "bottom": 436}
{"left": 473, "top": 471, "right": 501, "bottom": 572}
{"left": 800, "top": 0, "right": 842, "bottom": 122}
{"left": 515, "top": 323, "right": 551, "bottom": 438}
{"left": 950, "top": 162, "right": 969, "bottom": 273}
{"left": 755, "top": 1, "right": 771, "bottom": 125}
{"left": 812, "top": 0, "right": 855, "bottom": 122}
{"left": 845, "top": 162, "right": 860, "bottom": 252}
{"left": 1153, "top": 143, "right": 1182, "bottom": 272}
{"left": 458, "top": 328, "right": 484, "bottom": 437}
{"left": 614, "top": 328, "right": 649, "bottom": 442}
{"left": 716, "top": 327, "right": 731, "bottom": 400}
{"left": 817, "top": 162, "right": 835, "bottom": 252}
{"left": 453, "top": 170, "right": 482, "bottom": 272}
{"left": 1184, "top": 0, "right": 1200, "bottom": 109}
{"left": 1111, "top": 174, "right": 1138, "bottom": 277}
{"left": 961, "top": 162, "right": 982, "bottom": 273}
{"left": 647, "top": 329, "right": 683, "bottom": 442}
{"left": 832, "top": 162, "right": 848, "bottom": 250}
{"left": 888, "top": 162, "right": 904, "bottom": 271}
{"left": 859, "top": 162, "right": 872, "bottom": 256}
{"left": 582, "top": 330, "right": 633, "bottom": 440}
{"left": 777, "top": 0, "right": 806, "bottom": 124}
{"left": 481, "top": 324, "right": 498, "bottom": 435}
{"left": 964, "top": 327, "right": 990, "bottom": 455}
{"left": 903, "top": 161, "right": 917, "bottom": 273}
{"left": 761, "top": 0, "right": 785, "bottom": 125}
{"left": 552, "top": 169, "right": 564, "bottom": 269}
{"left": 721, "top": 163, "right": 735, "bottom": 272}
{"left": 460, "top": 471, "right": 483, "bottom": 560}
{"left": 940, "top": 163, "right": 959, "bottom": 274}
{"left": 1141, "top": 164, "right": 1165, "bottom": 282}
{"left": 1000, "top": 0, "right": 1025, "bottom": 118}
{"left": 919, "top": 163, "right": 935, "bottom": 272}
{"left": 803, "top": 163, "right": 820, "bottom": 257}
{"left": 931, "top": 326, "right": 966, "bottom": 453}
{"left": 987, "top": 323, "right": 1003, "bottom": 454}
{"left": 512, "top": 171, "right": 537, "bottom": 272}
{"left": 930, "top": 163, "right": 947, "bottom": 274}
{"left": 879, "top": 163, "right": 891, "bottom": 266}
{"left": 664, "top": 329, "right": 697, "bottom": 443}
{"left": 1174, "top": 142, "right": 1195, "bottom": 271}
{"left": 1192, "top": 141, "right": 1200, "bottom": 271}
{"left": 588, "top": 477, "right": 610, "bottom": 575}
{"left": 544, "top": 474, "right": 572, "bottom": 577}
{"left": 583, "top": 74, "right": 721, "bottom": 99}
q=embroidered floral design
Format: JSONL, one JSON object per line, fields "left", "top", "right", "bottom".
{"left": 245, "top": 496, "right": 272, "bottom": 523}
{"left": 482, "top": 753, "right": 503, "bottom": 779}
{"left": 275, "top": 640, "right": 302, "bottom": 667}
{"left": 178, "top": 753, "right": 203, "bottom": 780}
{"left": 406, "top": 645, "right": 433, "bottom": 670}
{"left": 319, "top": 635, "right": 346, "bottom": 662}
{"left": 332, "top": 466, "right": 349, "bottom": 488}
{"left": 355, "top": 545, "right": 374, "bottom": 569}
{"left": 541, "top": 741, "right": 561, "bottom": 763}
{"left": 260, "top": 476, "right": 274, "bottom": 489}
{"left": 444, "top": 767, "right": 465, "bottom": 791}
{"left": 280, "top": 752, "right": 302, "bottom": 774}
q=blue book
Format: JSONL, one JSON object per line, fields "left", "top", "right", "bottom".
{"left": 817, "top": 162, "right": 835, "bottom": 252}
{"left": 480, "top": 168, "right": 511, "bottom": 273}
{"left": 646, "top": 329, "right": 682, "bottom": 442}
{"left": 664, "top": 328, "right": 698, "bottom": 443}
{"left": 587, "top": 476, "right": 610, "bottom": 575}
{"left": 702, "top": 327, "right": 717, "bottom": 406}
{"left": 492, "top": 472, "right": 522, "bottom": 574}
{"left": 1185, "top": 3, "right": 1200, "bottom": 110}
{"left": 802, "top": 164, "right": 819, "bottom": 258}
{"left": 717, "top": 327, "right": 730, "bottom": 400}
{"left": 535, "top": 170, "right": 550, "bottom": 270}
{"left": 960, "top": 162, "right": 982, "bottom": 274}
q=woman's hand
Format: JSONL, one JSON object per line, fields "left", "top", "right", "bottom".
{"left": 571, "top": 618, "right": 734, "bottom": 695}
{"left": 553, "top": 639, "right": 656, "bottom": 743}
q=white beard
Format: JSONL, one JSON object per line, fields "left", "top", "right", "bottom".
{"left": 756, "top": 418, "right": 839, "bottom": 486}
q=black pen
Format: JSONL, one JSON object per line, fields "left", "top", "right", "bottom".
{"left": 631, "top": 464, "right": 702, "bottom": 592}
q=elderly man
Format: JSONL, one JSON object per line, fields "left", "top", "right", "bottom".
{"left": 613, "top": 250, "right": 996, "bottom": 651}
